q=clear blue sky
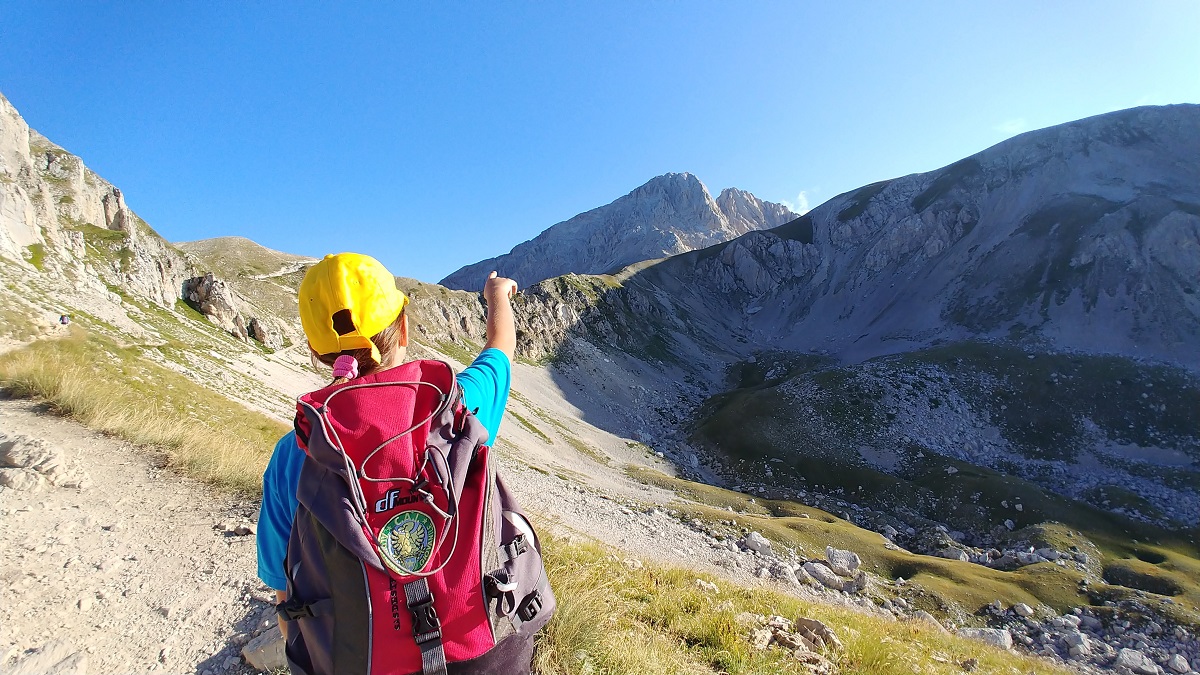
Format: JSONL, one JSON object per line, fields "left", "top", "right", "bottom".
{"left": 3, "top": 2, "right": 1199, "bottom": 283}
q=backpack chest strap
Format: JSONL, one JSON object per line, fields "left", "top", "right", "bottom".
{"left": 403, "top": 578, "right": 448, "bottom": 675}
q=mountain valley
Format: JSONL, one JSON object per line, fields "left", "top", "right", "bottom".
{"left": 1, "top": 89, "right": 1199, "bottom": 675}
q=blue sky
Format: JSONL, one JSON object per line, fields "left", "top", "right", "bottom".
{"left": 3, "top": 2, "right": 1199, "bottom": 283}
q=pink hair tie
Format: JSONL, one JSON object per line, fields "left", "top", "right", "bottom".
{"left": 332, "top": 355, "right": 359, "bottom": 379}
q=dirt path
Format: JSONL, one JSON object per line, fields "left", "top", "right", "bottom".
{"left": 0, "top": 393, "right": 838, "bottom": 674}
{"left": 0, "top": 397, "right": 273, "bottom": 675}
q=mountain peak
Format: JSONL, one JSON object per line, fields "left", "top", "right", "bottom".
{"left": 440, "top": 174, "right": 795, "bottom": 291}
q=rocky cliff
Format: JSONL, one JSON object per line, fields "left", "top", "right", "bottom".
{"left": 0, "top": 93, "right": 189, "bottom": 308}
{"left": 618, "top": 105, "right": 1200, "bottom": 370}
{"left": 439, "top": 173, "right": 795, "bottom": 291}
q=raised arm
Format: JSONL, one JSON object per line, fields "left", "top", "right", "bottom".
{"left": 482, "top": 271, "right": 518, "bottom": 359}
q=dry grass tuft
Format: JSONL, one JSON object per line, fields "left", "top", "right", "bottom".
{"left": 0, "top": 329, "right": 287, "bottom": 493}
{"left": 535, "top": 532, "right": 1073, "bottom": 675}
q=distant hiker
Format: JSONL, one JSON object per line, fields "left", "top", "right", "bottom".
{"left": 256, "top": 253, "right": 554, "bottom": 675}
{"left": 58, "top": 314, "right": 70, "bottom": 326}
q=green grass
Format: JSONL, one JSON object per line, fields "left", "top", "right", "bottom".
{"left": 24, "top": 243, "right": 46, "bottom": 271}
{"left": 627, "top": 465, "right": 1200, "bottom": 628}
{"left": 435, "top": 339, "right": 479, "bottom": 366}
{"left": 510, "top": 409, "right": 554, "bottom": 445}
{"left": 537, "top": 532, "right": 1072, "bottom": 675}
{"left": 0, "top": 330, "right": 287, "bottom": 493}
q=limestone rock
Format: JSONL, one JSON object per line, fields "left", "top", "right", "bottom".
{"left": 183, "top": 273, "right": 248, "bottom": 340}
{"left": 1012, "top": 603, "right": 1034, "bottom": 618}
{"left": 794, "top": 617, "right": 842, "bottom": 650}
{"left": 241, "top": 624, "right": 285, "bottom": 672}
{"left": 740, "top": 531, "right": 772, "bottom": 555}
{"left": 694, "top": 579, "right": 719, "bottom": 594}
{"left": 1113, "top": 648, "right": 1160, "bottom": 675}
{"left": 936, "top": 548, "right": 970, "bottom": 562}
{"left": 7, "top": 638, "right": 88, "bottom": 675}
{"left": 825, "top": 546, "right": 861, "bottom": 576}
{"left": 956, "top": 627, "right": 1013, "bottom": 651}
{"left": 913, "top": 610, "right": 949, "bottom": 634}
{"left": 802, "top": 562, "right": 843, "bottom": 591}
{"left": 247, "top": 317, "right": 285, "bottom": 349}
{"left": 749, "top": 627, "right": 773, "bottom": 650}
{"left": 0, "top": 467, "right": 45, "bottom": 490}
{"left": 1061, "top": 630, "right": 1090, "bottom": 656}
{"left": 842, "top": 570, "right": 870, "bottom": 593}
{"left": 1166, "top": 654, "right": 1190, "bottom": 673}
{"left": 0, "top": 434, "right": 56, "bottom": 470}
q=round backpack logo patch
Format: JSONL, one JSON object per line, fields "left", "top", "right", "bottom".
{"left": 379, "top": 510, "right": 436, "bottom": 575}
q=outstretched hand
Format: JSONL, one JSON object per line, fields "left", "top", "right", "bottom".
{"left": 484, "top": 271, "right": 518, "bottom": 303}
{"left": 481, "top": 272, "right": 518, "bottom": 358}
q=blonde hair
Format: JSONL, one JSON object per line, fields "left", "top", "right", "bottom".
{"left": 312, "top": 310, "right": 407, "bottom": 385}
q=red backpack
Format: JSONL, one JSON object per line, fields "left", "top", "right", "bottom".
{"left": 280, "top": 359, "right": 555, "bottom": 675}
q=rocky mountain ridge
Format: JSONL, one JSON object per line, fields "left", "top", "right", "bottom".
{"left": 0, "top": 93, "right": 188, "bottom": 309}
{"left": 2, "top": 90, "right": 1199, "bottom": 674}
{"left": 440, "top": 172, "right": 796, "bottom": 291}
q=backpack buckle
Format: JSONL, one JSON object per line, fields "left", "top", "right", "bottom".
{"left": 408, "top": 597, "right": 441, "bottom": 641}
{"left": 501, "top": 534, "right": 529, "bottom": 562}
{"left": 517, "top": 590, "right": 542, "bottom": 622}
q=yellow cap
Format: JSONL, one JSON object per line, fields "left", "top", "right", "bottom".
{"left": 298, "top": 253, "right": 409, "bottom": 364}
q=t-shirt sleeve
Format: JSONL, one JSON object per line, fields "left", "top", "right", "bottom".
{"left": 455, "top": 348, "right": 512, "bottom": 444}
{"left": 256, "top": 432, "right": 303, "bottom": 591}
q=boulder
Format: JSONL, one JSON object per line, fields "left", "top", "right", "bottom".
{"left": 935, "top": 548, "right": 969, "bottom": 562}
{"left": 0, "top": 467, "right": 46, "bottom": 491}
{"left": 825, "top": 546, "right": 861, "bottom": 576}
{"left": 1113, "top": 648, "right": 1160, "bottom": 675}
{"left": 1166, "top": 654, "right": 1190, "bottom": 674}
{"left": 771, "top": 562, "right": 801, "bottom": 586}
{"left": 794, "top": 617, "right": 842, "bottom": 650}
{"left": 802, "top": 562, "right": 843, "bottom": 591}
{"left": 749, "top": 627, "right": 773, "bottom": 650}
{"left": 1012, "top": 603, "right": 1034, "bottom": 618}
{"left": 956, "top": 627, "right": 1013, "bottom": 651}
{"left": 248, "top": 317, "right": 285, "bottom": 350}
{"left": 740, "top": 532, "right": 772, "bottom": 555}
{"left": 242, "top": 624, "right": 285, "bottom": 671}
{"left": 1061, "top": 630, "right": 1090, "bottom": 657}
{"left": 842, "top": 570, "right": 870, "bottom": 594}
{"left": 183, "top": 273, "right": 248, "bottom": 340}
{"left": 912, "top": 610, "right": 949, "bottom": 634}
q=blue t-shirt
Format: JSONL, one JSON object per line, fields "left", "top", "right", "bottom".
{"left": 256, "top": 349, "right": 511, "bottom": 590}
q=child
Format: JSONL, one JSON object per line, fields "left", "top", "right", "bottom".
{"left": 257, "top": 253, "right": 546, "bottom": 675}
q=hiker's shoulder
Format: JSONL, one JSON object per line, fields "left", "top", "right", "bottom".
{"left": 468, "top": 348, "right": 511, "bottom": 371}
{"left": 265, "top": 431, "right": 303, "bottom": 476}
{"left": 457, "top": 349, "right": 511, "bottom": 385}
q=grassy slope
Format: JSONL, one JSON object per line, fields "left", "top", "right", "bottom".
{"left": 0, "top": 330, "right": 287, "bottom": 493}
{"left": 691, "top": 343, "right": 1200, "bottom": 626}
{"left": 0, "top": 332, "right": 1073, "bottom": 674}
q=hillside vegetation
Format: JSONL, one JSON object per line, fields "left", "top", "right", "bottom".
{"left": 0, "top": 333, "right": 1075, "bottom": 675}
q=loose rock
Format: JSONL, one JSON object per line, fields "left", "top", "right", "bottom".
{"left": 241, "top": 624, "right": 286, "bottom": 672}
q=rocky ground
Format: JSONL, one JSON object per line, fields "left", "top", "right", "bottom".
{"left": 3, "top": 390, "right": 1198, "bottom": 674}
{"left": 0, "top": 398, "right": 270, "bottom": 675}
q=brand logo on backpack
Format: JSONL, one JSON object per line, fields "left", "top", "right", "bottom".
{"left": 378, "top": 510, "right": 436, "bottom": 575}
{"left": 374, "top": 488, "right": 422, "bottom": 513}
